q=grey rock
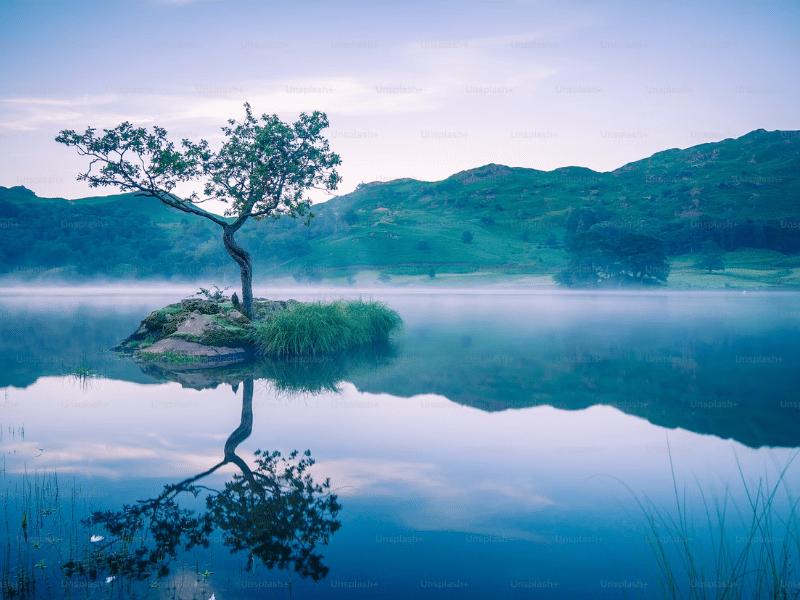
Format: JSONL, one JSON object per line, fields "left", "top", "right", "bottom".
{"left": 176, "top": 312, "right": 223, "bottom": 336}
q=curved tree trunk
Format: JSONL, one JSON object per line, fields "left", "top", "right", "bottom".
{"left": 223, "top": 378, "right": 253, "bottom": 460}
{"left": 223, "top": 378, "right": 259, "bottom": 491}
{"left": 222, "top": 225, "right": 254, "bottom": 319}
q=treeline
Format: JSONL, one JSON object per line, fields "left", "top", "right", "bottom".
{"left": 0, "top": 192, "right": 327, "bottom": 280}
{"left": 563, "top": 207, "right": 800, "bottom": 256}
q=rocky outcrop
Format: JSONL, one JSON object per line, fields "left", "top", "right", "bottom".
{"left": 176, "top": 312, "right": 223, "bottom": 336}
{"left": 116, "top": 295, "right": 298, "bottom": 370}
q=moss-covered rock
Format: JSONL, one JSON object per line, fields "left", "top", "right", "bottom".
{"left": 202, "top": 326, "right": 249, "bottom": 347}
{"left": 116, "top": 293, "right": 401, "bottom": 369}
{"left": 180, "top": 298, "right": 220, "bottom": 315}
{"left": 224, "top": 309, "right": 251, "bottom": 327}
{"left": 143, "top": 310, "right": 169, "bottom": 331}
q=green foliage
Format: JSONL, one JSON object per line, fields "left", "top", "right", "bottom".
{"left": 143, "top": 310, "right": 169, "bottom": 331}
{"left": 293, "top": 261, "right": 323, "bottom": 283}
{"left": 65, "top": 355, "right": 98, "bottom": 388}
{"left": 54, "top": 104, "right": 341, "bottom": 319}
{"left": 55, "top": 104, "right": 341, "bottom": 223}
{"left": 557, "top": 230, "right": 670, "bottom": 286}
{"left": 615, "top": 232, "right": 670, "bottom": 282}
{"left": 3, "top": 128, "right": 797, "bottom": 284}
{"left": 559, "top": 230, "right": 619, "bottom": 286}
{"left": 194, "top": 285, "right": 229, "bottom": 302}
{"left": 201, "top": 104, "right": 341, "bottom": 223}
{"left": 202, "top": 326, "right": 248, "bottom": 347}
{"left": 342, "top": 208, "right": 359, "bottom": 225}
{"left": 694, "top": 240, "right": 726, "bottom": 273}
{"left": 160, "top": 321, "right": 178, "bottom": 336}
{"left": 250, "top": 300, "right": 403, "bottom": 357}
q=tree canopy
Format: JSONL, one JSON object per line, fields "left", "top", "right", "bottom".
{"left": 555, "top": 230, "right": 670, "bottom": 287}
{"left": 694, "top": 240, "right": 726, "bottom": 273}
{"left": 56, "top": 103, "right": 341, "bottom": 318}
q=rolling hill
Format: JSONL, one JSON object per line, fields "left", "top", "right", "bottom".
{"left": 2, "top": 128, "right": 799, "bottom": 287}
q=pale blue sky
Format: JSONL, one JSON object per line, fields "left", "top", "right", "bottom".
{"left": 1, "top": 0, "right": 798, "bottom": 202}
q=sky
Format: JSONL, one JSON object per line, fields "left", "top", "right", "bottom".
{"left": 1, "top": 0, "right": 798, "bottom": 206}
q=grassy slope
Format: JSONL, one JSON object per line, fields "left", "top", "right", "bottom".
{"left": 3, "top": 128, "right": 799, "bottom": 286}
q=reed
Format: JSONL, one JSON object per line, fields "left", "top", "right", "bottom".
{"left": 250, "top": 299, "right": 403, "bottom": 357}
{"left": 628, "top": 445, "right": 800, "bottom": 599}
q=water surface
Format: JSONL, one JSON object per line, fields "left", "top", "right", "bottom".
{"left": 1, "top": 288, "right": 798, "bottom": 598}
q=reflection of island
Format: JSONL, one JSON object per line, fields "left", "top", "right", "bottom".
{"left": 62, "top": 377, "right": 342, "bottom": 588}
{"left": 4, "top": 300, "right": 799, "bottom": 449}
{"left": 140, "top": 340, "right": 399, "bottom": 394}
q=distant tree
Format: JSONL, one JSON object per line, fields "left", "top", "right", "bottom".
{"left": 428, "top": 267, "right": 436, "bottom": 278}
{"left": 342, "top": 208, "right": 358, "bottom": 225}
{"left": 461, "top": 230, "right": 473, "bottom": 244}
{"left": 56, "top": 103, "right": 341, "bottom": 319}
{"left": 694, "top": 240, "right": 725, "bottom": 273}
{"left": 414, "top": 240, "right": 432, "bottom": 253}
{"left": 615, "top": 233, "right": 670, "bottom": 283}
{"left": 557, "top": 230, "right": 618, "bottom": 286}
{"left": 556, "top": 230, "right": 670, "bottom": 287}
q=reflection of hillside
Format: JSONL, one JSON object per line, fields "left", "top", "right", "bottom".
{"left": 349, "top": 329, "right": 800, "bottom": 449}
{"left": 0, "top": 305, "right": 154, "bottom": 388}
{"left": 4, "top": 294, "right": 799, "bottom": 449}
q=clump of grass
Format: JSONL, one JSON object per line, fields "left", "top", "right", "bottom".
{"left": 628, "top": 444, "right": 800, "bottom": 599}
{"left": 250, "top": 299, "right": 403, "bottom": 357}
{"left": 64, "top": 355, "right": 100, "bottom": 390}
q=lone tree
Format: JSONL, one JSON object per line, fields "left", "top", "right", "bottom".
{"left": 694, "top": 240, "right": 726, "bottom": 273}
{"left": 56, "top": 103, "right": 341, "bottom": 319}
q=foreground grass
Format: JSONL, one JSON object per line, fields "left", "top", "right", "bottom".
{"left": 250, "top": 299, "right": 403, "bottom": 357}
{"left": 628, "top": 446, "right": 800, "bottom": 599}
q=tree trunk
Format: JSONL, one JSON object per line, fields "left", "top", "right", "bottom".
{"left": 223, "top": 378, "right": 253, "bottom": 460}
{"left": 222, "top": 225, "right": 254, "bottom": 320}
{"left": 222, "top": 378, "right": 260, "bottom": 492}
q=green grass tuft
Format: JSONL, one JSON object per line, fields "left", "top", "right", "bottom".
{"left": 627, "top": 444, "right": 800, "bottom": 599}
{"left": 250, "top": 299, "right": 403, "bottom": 357}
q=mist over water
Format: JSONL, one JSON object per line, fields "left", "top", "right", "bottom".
{"left": 1, "top": 286, "right": 798, "bottom": 598}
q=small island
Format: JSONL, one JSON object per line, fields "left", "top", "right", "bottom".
{"left": 116, "top": 289, "right": 403, "bottom": 369}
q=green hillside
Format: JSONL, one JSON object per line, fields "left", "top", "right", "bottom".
{"left": 2, "top": 129, "right": 799, "bottom": 287}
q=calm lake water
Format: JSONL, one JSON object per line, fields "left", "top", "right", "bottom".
{"left": 1, "top": 287, "right": 799, "bottom": 599}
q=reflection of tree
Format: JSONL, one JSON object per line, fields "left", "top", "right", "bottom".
{"left": 62, "top": 378, "right": 341, "bottom": 587}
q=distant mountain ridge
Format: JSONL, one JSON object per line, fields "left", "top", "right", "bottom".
{"left": 2, "top": 128, "right": 799, "bottom": 283}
